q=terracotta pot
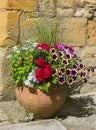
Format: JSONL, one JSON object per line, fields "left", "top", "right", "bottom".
{"left": 15, "top": 86, "right": 67, "bottom": 119}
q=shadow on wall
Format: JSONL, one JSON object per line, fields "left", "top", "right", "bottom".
{"left": 1, "top": 50, "right": 16, "bottom": 101}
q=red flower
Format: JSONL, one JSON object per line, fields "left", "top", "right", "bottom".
{"left": 36, "top": 65, "right": 52, "bottom": 82}
{"left": 36, "top": 68, "right": 45, "bottom": 82}
{"left": 36, "top": 58, "right": 47, "bottom": 67}
{"left": 37, "top": 43, "right": 50, "bottom": 51}
{"left": 44, "top": 65, "right": 52, "bottom": 79}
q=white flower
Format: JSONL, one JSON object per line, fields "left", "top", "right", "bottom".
{"left": 32, "top": 42, "right": 39, "bottom": 48}
{"left": 28, "top": 75, "right": 33, "bottom": 81}
{"left": 24, "top": 79, "right": 31, "bottom": 86}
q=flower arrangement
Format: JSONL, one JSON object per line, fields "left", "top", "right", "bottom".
{"left": 9, "top": 41, "right": 93, "bottom": 92}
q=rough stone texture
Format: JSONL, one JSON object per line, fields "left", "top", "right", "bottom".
{"left": 0, "top": 0, "right": 36, "bottom": 10}
{"left": 74, "top": 7, "right": 93, "bottom": 18}
{"left": 0, "top": 48, "right": 16, "bottom": 101}
{"left": 0, "top": 120, "right": 67, "bottom": 130}
{"left": 57, "top": 0, "right": 73, "bottom": 7}
{"left": 0, "top": 48, "right": 7, "bottom": 100}
{"left": 79, "top": 46, "right": 96, "bottom": 66}
{"left": 61, "top": 115, "right": 96, "bottom": 130}
{"left": 74, "top": 0, "right": 96, "bottom": 8}
{"left": 57, "top": 8, "right": 73, "bottom": 17}
{"left": 57, "top": 18, "right": 87, "bottom": 46}
{"left": 0, "top": 101, "right": 25, "bottom": 123}
{"left": 58, "top": 92, "right": 96, "bottom": 117}
{"left": 0, "top": 110, "right": 8, "bottom": 121}
{"left": 87, "top": 21, "right": 96, "bottom": 45}
{"left": 39, "top": 0, "right": 55, "bottom": 17}
{"left": 0, "top": 10, "right": 19, "bottom": 47}
{"left": 80, "top": 83, "right": 96, "bottom": 93}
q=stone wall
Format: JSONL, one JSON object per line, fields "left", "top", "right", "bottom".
{"left": 0, "top": 0, "right": 96, "bottom": 100}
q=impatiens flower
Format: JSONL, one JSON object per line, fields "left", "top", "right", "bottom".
{"left": 71, "top": 69, "right": 77, "bottom": 76}
{"left": 37, "top": 43, "right": 50, "bottom": 51}
{"left": 66, "top": 69, "right": 71, "bottom": 75}
{"left": 36, "top": 58, "right": 47, "bottom": 67}
{"left": 58, "top": 77, "right": 65, "bottom": 84}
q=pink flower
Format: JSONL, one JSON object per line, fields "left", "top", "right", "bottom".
{"left": 37, "top": 43, "right": 50, "bottom": 51}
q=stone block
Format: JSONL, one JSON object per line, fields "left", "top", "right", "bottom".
{"left": 0, "top": 10, "right": 19, "bottom": 47}
{"left": 57, "top": 18, "right": 87, "bottom": 46}
{"left": 74, "top": 0, "right": 96, "bottom": 8}
{"left": 80, "top": 46, "right": 96, "bottom": 66}
{"left": 57, "top": 0, "right": 73, "bottom": 7}
{"left": 0, "top": 48, "right": 16, "bottom": 101}
{"left": 39, "top": 0, "right": 55, "bottom": 17}
{"left": 87, "top": 21, "right": 96, "bottom": 45}
{"left": 74, "top": 7, "right": 93, "bottom": 18}
{"left": 0, "top": 0, "right": 36, "bottom": 10}
{"left": 57, "top": 8, "right": 73, "bottom": 17}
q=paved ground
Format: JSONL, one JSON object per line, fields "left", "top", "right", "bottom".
{"left": 0, "top": 120, "right": 67, "bottom": 130}
{"left": 0, "top": 92, "right": 96, "bottom": 130}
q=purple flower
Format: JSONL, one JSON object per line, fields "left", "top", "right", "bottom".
{"left": 91, "top": 67, "right": 95, "bottom": 73}
{"left": 58, "top": 77, "right": 65, "bottom": 84}
{"left": 72, "top": 76, "right": 76, "bottom": 81}
{"left": 61, "top": 68, "right": 65, "bottom": 74}
{"left": 50, "top": 48, "right": 56, "bottom": 53}
{"left": 59, "top": 51, "right": 63, "bottom": 57}
{"left": 73, "top": 64, "right": 78, "bottom": 69}
{"left": 58, "top": 72, "right": 62, "bottom": 77}
{"left": 63, "top": 59, "right": 68, "bottom": 65}
{"left": 68, "top": 79, "right": 74, "bottom": 85}
{"left": 81, "top": 71, "right": 87, "bottom": 78}
{"left": 65, "top": 46, "right": 75, "bottom": 55}
{"left": 66, "top": 53, "right": 71, "bottom": 59}
{"left": 82, "top": 71, "right": 87, "bottom": 78}
{"left": 57, "top": 44, "right": 65, "bottom": 51}
{"left": 53, "top": 54, "right": 58, "bottom": 61}
{"left": 52, "top": 69, "right": 57, "bottom": 76}
{"left": 54, "top": 44, "right": 66, "bottom": 52}
{"left": 80, "top": 64, "right": 84, "bottom": 69}
{"left": 71, "top": 69, "right": 77, "bottom": 76}
{"left": 66, "top": 69, "right": 71, "bottom": 75}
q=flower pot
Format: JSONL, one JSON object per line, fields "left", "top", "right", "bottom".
{"left": 15, "top": 86, "right": 67, "bottom": 119}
